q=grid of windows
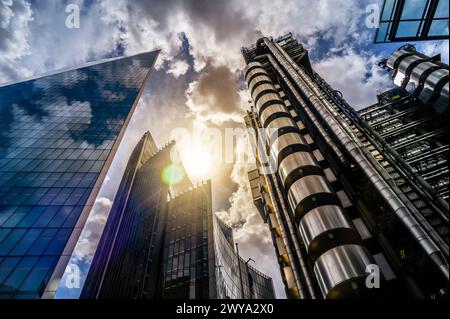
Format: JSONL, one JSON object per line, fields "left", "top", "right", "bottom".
{"left": 81, "top": 139, "right": 169, "bottom": 299}
{"left": 375, "top": 0, "right": 449, "bottom": 43}
{"left": 361, "top": 88, "right": 449, "bottom": 200}
{"left": 214, "top": 217, "right": 275, "bottom": 299}
{"left": 162, "top": 183, "right": 212, "bottom": 299}
{"left": 0, "top": 51, "right": 158, "bottom": 298}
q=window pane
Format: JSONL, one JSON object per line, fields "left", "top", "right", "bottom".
{"left": 401, "top": 0, "right": 427, "bottom": 19}
{"left": 429, "top": 19, "right": 449, "bottom": 36}
{"left": 382, "top": 0, "right": 397, "bottom": 21}
{"left": 434, "top": 0, "right": 449, "bottom": 18}
{"left": 0, "top": 257, "right": 21, "bottom": 286}
{"left": 44, "top": 228, "right": 71, "bottom": 255}
{"left": 0, "top": 229, "right": 27, "bottom": 255}
{"left": 20, "top": 256, "right": 56, "bottom": 291}
{"left": 10, "top": 229, "right": 43, "bottom": 256}
{"left": 27, "top": 229, "right": 58, "bottom": 255}
{"left": 17, "top": 206, "right": 46, "bottom": 227}
{"left": 396, "top": 20, "right": 421, "bottom": 37}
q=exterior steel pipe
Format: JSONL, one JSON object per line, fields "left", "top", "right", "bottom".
{"left": 271, "top": 133, "right": 308, "bottom": 158}
{"left": 245, "top": 60, "right": 366, "bottom": 298}
{"left": 262, "top": 54, "right": 347, "bottom": 166}
{"left": 269, "top": 173, "right": 318, "bottom": 299}
{"left": 263, "top": 171, "right": 308, "bottom": 298}
{"left": 386, "top": 49, "right": 412, "bottom": 69}
{"left": 287, "top": 175, "right": 336, "bottom": 220}
{"left": 407, "top": 61, "right": 439, "bottom": 94}
{"left": 300, "top": 47, "right": 449, "bottom": 251}
{"left": 274, "top": 37, "right": 450, "bottom": 263}
{"left": 264, "top": 37, "right": 449, "bottom": 281}
{"left": 278, "top": 151, "right": 319, "bottom": 181}
{"left": 260, "top": 104, "right": 288, "bottom": 122}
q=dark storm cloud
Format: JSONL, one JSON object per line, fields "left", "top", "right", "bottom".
{"left": 195, "top": 65, "right": 241, "bottom": 113}
{"left": 128, "top": 0, "right": 255, "bottom": 41}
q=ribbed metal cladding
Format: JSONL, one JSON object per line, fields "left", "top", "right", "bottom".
{"left": 313, "top": 245, "right": 373, "bottom": 299}
{"left": 387, "top": 49, "right": 449, "bottom": 115}
{"left": 245, "top": 61, "right": 365, "bottom": 298}
{"left": 386, "top": 49, "right": 412, "bottom": 69}
{"left": 299, "top": 206, "right": 361, "bottom": 260}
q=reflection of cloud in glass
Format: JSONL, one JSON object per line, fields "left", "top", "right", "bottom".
{"left": 54, "top": 197, "right": 112, "bottom": 299}
{"left": 0, "top": 51, "right": 158, "bottom": 298}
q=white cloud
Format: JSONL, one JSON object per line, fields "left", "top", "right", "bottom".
{"left": 315, "top": 49, "right": 392, "bottom": 109}
{"left": 216, "top": 131, "right": 286, "bottom": 298}
{"left": 417, "top": 41, "right": 449, "bottom": 64}
{"left": 167, "top": 58, "right": 189, "bottom": 78}
{"left": 0, "top": 0, "right": 33, "bottom": 82}
{"left": 184, "top": 65, "right": 246, "bottom": 125}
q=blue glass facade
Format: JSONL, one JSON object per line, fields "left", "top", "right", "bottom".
{"left": 375, "top": 0, "right": 449, "bottom": 43}
{"left": 0, "top": 51, "right": 158, "bottom": 298}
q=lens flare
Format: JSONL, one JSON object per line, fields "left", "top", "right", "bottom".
{"left": 161, "top": 163, "right": 185, "bottom": 185}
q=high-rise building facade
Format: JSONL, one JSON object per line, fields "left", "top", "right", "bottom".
{"left": 81, "top": 132, "right": 275, "bottom": 299}
{"left": 163, "top": 181, "right": 275, "bottom": 299}
{"left": 375, "top": 0, "right": 449, "bottom": 43}
{"left": 243, "top": 33, "right": 448, "bottom": 299}
{"left": 0, "top": 51, "right": 159, "bottom": 299}
{"left": 214, "top": 217, "right": 276, "bottom": 299}
{"left": 161, "top": 180, "right": 216, "bottom": 299}
{"left": 80, "top": 132, "right": 171, "bottom": 298}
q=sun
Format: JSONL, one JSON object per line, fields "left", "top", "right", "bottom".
{"left": 181, "top": 144, "right": 213, "bottom": 181}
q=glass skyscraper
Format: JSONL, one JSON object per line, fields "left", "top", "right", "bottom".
{"left": 81, "top": 134, "right": 178, "bottom": 298}
{"left": 0, "top": 51, "right": 159, "bottom": 299}
{"left": 81, "top": 132, "right": 275, "bottom": 299}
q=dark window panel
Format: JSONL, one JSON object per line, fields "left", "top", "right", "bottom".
{"left": 19, "top": 256, "right": 56, "bottom": 292}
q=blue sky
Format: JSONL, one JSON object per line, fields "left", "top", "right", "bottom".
{"left": 1, "top": 0, "right": 448, "bottom": 299}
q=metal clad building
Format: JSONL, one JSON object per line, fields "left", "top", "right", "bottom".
{"left": 242, "top": 33, "right": 449, "bottom": 299}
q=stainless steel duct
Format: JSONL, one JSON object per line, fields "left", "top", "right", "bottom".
{"left": 269, "top": 172, "right": 318, "bottom": 299}
{"left": 244, "top": 61, "right": 367, "bottom": 298}
{"left": 314, "top": 244, "right": 374, "bottom": 299}
{"left": 386, "top": 49, "right": 449, "bottom": 115}
{"left": 299, "top": 205, "right": 361, "bottom": 260}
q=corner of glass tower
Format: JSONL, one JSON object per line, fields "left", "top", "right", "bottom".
{"left": 0, "top": 50, "right": 159, "bottom": 299}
